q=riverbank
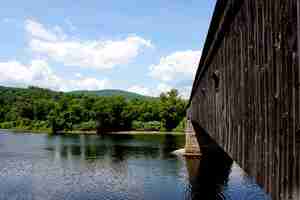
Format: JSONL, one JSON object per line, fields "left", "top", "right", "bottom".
{"left": 0, "top": 128, "right": 184, "bottom": 135}
{"left": 0, "top": 128, "right": 51, "bottom": 134}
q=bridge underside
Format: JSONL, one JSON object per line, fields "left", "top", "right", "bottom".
{"left": 189, "top": 0, "right": 300, "bottom": 199}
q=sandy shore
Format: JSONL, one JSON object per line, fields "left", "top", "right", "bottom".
{"left": 67, "top": 130, "right": 184, "bottom": 135}
{"left": 0, "top": 129, "right": 184, "bottom": 135}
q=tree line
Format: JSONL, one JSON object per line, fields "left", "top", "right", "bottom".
{"left": 0, "top": 86, "right": 187, "bottom": 133}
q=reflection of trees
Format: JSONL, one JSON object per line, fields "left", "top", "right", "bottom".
{"left": 185, "top": 130, "right": 233, "bottom": 200}
{"left": 84, "top": 136, "right": 98, "bottom": 160}
{"left": 49, "top": 135, "right": 103, "bottom": 162}
{"left": 126, "top": 134, "right": 161, "bottom": 159}
{"left": 160, "top": 134, "right": 185, "bottom": 159}
{"left": 111, "top": 144, "right": 127, "bottom": 163}
{"left": 80, "top": 135, "right": 85, "bottom": 160}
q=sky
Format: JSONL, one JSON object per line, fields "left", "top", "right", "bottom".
{"left": 0, "top": 0, "right": 216, "bottom": 98}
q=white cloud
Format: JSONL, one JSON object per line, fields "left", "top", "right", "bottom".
{"left": 75, "top": 73, "right": 82, "bottom": 78}
{"left": 178, "top": 86, "right": 192, "bottom": 99}
{"left": 156, "top": 83, "right": 172, "bottom": 94}
{"left": 25, "top": 19, "right": 152, "bottom": 70}
{"left": 127, "top": 83, "right": 191, "bottom": 99}
{"left": 71, "top": 77, "right": 110, "bottom": 91}
{"left": 149, "top": 50, "right": 201, "bottom": 82}
{"left": 25, "top": 19, "right": 59, "bottom": 41}
{"left": 0, "top": 59, "right": 111, "bottom": 91}
{"left": 155, "top": 83, "right": 191, "bottom": 99}
{"left": 0, "top": 59, "right": 59, "bottom": 89}
{"left": 128, "top": 85, "right": 151, "bottom": 96}
{"left": 127, "top": 83, "right": 173, "bottom": 97}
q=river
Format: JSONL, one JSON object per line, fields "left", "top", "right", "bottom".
{"left": 0, "top": 130, "right": 271, "bottom": 200}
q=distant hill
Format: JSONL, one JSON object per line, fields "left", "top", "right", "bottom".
{"left": 68, "top": 89, "right": 153, "bottom": 100}
{"left": 0, "top": 86, "right": 153, "bottom": 100}
{"left": 0, "top": 85, "right": 62, "bottom": 99}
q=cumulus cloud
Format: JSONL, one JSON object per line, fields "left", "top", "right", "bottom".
{"left": 128, "top": 85, "right": 151, "bottom": 96}
{"left": 0, "top": 59, "right": 111, "bottom": 91}
{"left": 127, "top": 83, "right": 175, "bottom": 97}
{"left": 25, "top": 19, "right": 152, "bottom": 70}
{"left": 149, "top": 50, "right": 201, "bottom": 82}
{"left": 147, "top": 50, "right": 200, "bottom": 98}
{"left": 178, "top": 86, "right": 192, "bottom": 99}
{"left": 72, "top": 77, "right": 110, "bottom": 91}
{"left": 25, "top": 19, "right": 59, "bottom": 41}
{"left": 156, "top": 83, "right": 172, "bottom": 94}
{"left": 155, "top": 83, "right": 191, "bottom": 98}
{"left": 75, "top": 73, "right": 82, "bottom": 78}
{"left": 156, "top": 83, "right": 191, "bottom": 99}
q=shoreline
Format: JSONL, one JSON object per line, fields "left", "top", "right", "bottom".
{"left": 0, "top": 128, "right": 184, "bottom": 136}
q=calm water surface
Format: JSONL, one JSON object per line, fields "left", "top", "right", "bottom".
{"left": 0, "top": 130, "right": 270, "bottom": 200}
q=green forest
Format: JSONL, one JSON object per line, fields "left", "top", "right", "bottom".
{"left": 0, "top": 86, "right": 187, "bottom": 134}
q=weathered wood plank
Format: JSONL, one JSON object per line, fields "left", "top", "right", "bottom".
{"left": 189, "top": 0, "right": 300, "bottom": 199}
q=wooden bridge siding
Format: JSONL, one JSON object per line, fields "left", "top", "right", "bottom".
{"left": 190, "top": 0, "right": 299, "bottom": 199}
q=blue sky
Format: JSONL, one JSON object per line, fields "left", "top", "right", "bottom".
{"left": 0, "top": 0, "right": 216, "bottom": 98}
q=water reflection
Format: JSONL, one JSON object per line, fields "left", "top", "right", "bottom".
{"left": 46, "top": 134, "right": 184, "bottom": 162}
{"left": 0, "top": 131, "right": 271, "bottom": 200}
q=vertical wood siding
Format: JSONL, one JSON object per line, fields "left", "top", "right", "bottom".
{"left": 190, "top": 0, "right": 299, "bottom": 199}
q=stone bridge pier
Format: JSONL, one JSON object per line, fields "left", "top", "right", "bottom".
{"left": 183, "top": 110, "right": 201, "bottom": 157}
{"left": 184, "top": 119, "right": 201, "bottom": 156}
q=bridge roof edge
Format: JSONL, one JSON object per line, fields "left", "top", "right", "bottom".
{"left": 188, "top": 0, "right": 244, "bottom": 107}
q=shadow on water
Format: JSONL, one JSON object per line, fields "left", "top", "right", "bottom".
{"left": 185, "top": 122, "right": 272, "bottom": 200}
{"left": 185, "top": 135, "right": 233, "bottom": 200}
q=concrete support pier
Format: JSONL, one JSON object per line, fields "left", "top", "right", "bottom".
{"left": 184, "top": 119, "right": 201, "bottom": 157}
{"left": 172, "top": 109, "right": 201, "bottom": 157}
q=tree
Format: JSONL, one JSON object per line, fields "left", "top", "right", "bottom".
{"left": 16, "top": 100, "right": 34, "bottom": 120}
{"left": 33, "top": 99, "right": 54, "bottom": 120}
{"left": 64, "top": 103, "right": 84, "bottom": 130}
{"left": 94, "top": 96, "right": 130, "bottom": 133}
{"left": 0, "top": 85, "right": 188, "bottom": 133}
{"left": 159, "top": 89, "right": 187, "bottom": 131}
{"left": 0, "top": 107, "right": 5, "bottom": 122}
{"left": 48, "top": 104, "right": 65, "bottom": 133}
{"left": 94, "top": 97, "right": 113, "bottom": 133}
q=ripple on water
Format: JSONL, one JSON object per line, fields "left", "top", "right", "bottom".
{"left": 218, "top": 164, "right": 271, "bottom": 200}
{"left": 0, "top": 132, "right": 271, "bottom": 200}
